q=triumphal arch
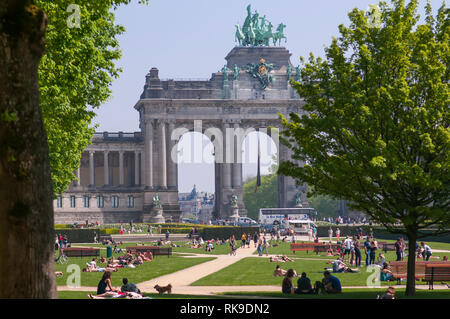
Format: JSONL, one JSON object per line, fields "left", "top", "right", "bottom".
{"left": 54, "top": 6, "right": 308, "bottom": 224}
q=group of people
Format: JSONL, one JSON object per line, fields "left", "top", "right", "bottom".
{"left": 280, "top": 269, "right": 342, "bottom": 295}
{"left": 82, "top": 250, "right": 153, "bottom": 273}
{"left": 88, "top": 271, "right": 145, "bottom": 299}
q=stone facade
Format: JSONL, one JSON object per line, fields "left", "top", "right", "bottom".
{"left": 54, "top": 46, "right": 308, "bottom": 224}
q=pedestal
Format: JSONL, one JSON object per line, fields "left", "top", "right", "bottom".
{"left": 151, "top": 207, "right": 166, "bottom": 223}
{"left": 229, "top": 206, "right": 240, "bottom": 222}
{"left": 142, "top": 207, "right": 166, "bottom": 223}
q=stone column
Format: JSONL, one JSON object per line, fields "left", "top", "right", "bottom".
{"left": 222, "top": 121, "right": 232, "bottom": 188}
{"left": 74, "top": 165, "right": 80, "bottom": 187}
{"left": 89, "top": 151, "right": 95, "bottom": 186}
{"left": 119, "top": 150, "right": 124, "bottom": 186}
{"left": 104, "top": 150, "right": 109, "bottom": 186}
{"left": 167, "top": 120, "right": 177, "bottom": 189}
{"left": 144, "top": 120, "right": 154, "bottom": 188}
{"left": 134, "top": 151, "right": 140, "bottom": 186}
{"left": 232, "top": 122, "right": 242, "bottom": 189}
{"left": 159, "top": 119, "right": 167, "bottom": 189}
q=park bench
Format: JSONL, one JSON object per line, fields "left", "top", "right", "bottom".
{"left": 126, "top": 246, "right": 172, "bottom": 258}
{"left": 425, "top": 263, "right": 450, "bottom": 290}
{"left": 379, "top": 242, "right": 396, "bottom": 253}
{"left": 63, "top": 247, "right": 100, "bottom": 257}
{"left": 290, "top": 243, "right": 340, "bottom": 255}
{"left": 390, "top": 261, "right": 445, "bottom": 284}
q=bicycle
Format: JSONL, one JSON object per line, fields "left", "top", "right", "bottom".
{"left": 55, "top": 249, "right": 69, "bottom": 264}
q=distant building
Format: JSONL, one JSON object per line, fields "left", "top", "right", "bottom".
{"left": 179, "top": 185, "right": 214, "bottom": 222}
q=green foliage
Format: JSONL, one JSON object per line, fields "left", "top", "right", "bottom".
{"left": 243, "top": 174, "right": 278, "bottom": 220}
{"left": 36, "top": 1, "right": 147, "bottom": 195}
{"left": 279, "top": 0, "right": 450, "bottom": 238}
{"left": 307, "top": 192, "right": 339, "bottom": 218}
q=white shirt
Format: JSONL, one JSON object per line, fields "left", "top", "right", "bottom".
{"left": 344, "top": 238, "right": 352, "bottom": 249}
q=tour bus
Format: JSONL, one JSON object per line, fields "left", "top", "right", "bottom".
{"left": 286, "top": 219, "right": 317, "bottom": 234}
{"left": 258, "top": 207, "right": 316, "bottom": 225}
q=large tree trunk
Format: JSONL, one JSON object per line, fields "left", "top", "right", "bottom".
{"left": 0, "top": 1, "right": 56, "bottom": 298}
{"left": 405, "top": 232, "right": 417, "bottom": 296}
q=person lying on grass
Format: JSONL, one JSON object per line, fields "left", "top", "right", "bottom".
{"left": 326, "top": 258, "right": 359, "bottom": 273}
{"left": 270, "top": 255, "right": 294, "bottom": 262}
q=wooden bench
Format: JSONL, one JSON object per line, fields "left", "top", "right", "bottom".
{"left": 63, "top": 247, "right": 100, "bottom": 257}
{"left": 425, "top": 263, "right": 450, "bottom": 289}
{"left": 390, "top": 261, "right": 445, "bottom": 284}
{"left": 379, "top": 242, "right": 396, "bottom": 253}
{"left": 126, "top": 246, "right": 172, "bottom": 257}
{"left": 290, "top": 243, "right": 340, "bottom": 254}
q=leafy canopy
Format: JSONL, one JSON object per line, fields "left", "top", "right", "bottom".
{"left": 37, "top": 0, "right": 147, "bottom": 195}
{"left": 279, "top": 0, "right": 449, "bottom": 237}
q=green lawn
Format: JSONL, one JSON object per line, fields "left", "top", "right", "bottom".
{"left": 260, "top": 240, "right": 449, "bottom": 262}
{"left": 74, "top": 241, "right": 233, "bottom": 255}
{"left": 57, "top": 291, "right": 230, "bottom": 299}
{"left": 190, "top": 256, "right": 449, "bottom": 287}
{"left": 221, "top": 288, "right": 450, "bottom": 299}
{"left": 55, "top": 255, "right": 215, "bottom": 287}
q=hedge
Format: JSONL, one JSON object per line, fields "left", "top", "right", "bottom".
{"left": 54, "top": 229, "right": 100, "bottom": 243}
{"left": 316, "top": 225, "right": 450, "bottom": 243}
{"left": 201, "top": 226, "right": 260, "bottom": 240}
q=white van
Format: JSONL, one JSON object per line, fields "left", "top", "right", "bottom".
{"left": 287, "top": 219, "right": 316, "bottom": 234}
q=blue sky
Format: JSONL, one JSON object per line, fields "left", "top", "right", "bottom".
{"left": 91, "top": 0, "right": 445, "bottom": 192}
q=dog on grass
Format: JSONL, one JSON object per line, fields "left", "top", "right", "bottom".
{"left": 154, "top": 284, "right": 172, "bottom": 294}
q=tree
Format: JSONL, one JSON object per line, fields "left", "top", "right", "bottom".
{"left": 0, "top": 0, "right": 55, "bottom": 298}
{"left": 243, "top": 174, "right": 278, "bottom": 220}
{"left": 36, "top": 1, "right": 150, "bottom": 195}
{"left": 279, "top": 0, "right": 449, "bottom": 296}
{"left": 0, "top": 0, "right": 145, "bottom": 298}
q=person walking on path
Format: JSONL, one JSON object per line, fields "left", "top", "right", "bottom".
{"left": 336, "top": 228, "right": 340, "bottom": 242}
{"left": 328, "top": 227, "right": 333, "bottom": 243}
{"left": 257, "top": 236, "right": 263, "bottom": 256}
{"left": 165, "top": 230, "right": 170, "bottom": 240}
{"left": 262, "top": 236, "right": 269, "bottom": 256}
{"left": 253, "top": 232, "right": 259, "bottom": 248}
{"left": 241, "top": 233, "right": 246, "bottom": 248}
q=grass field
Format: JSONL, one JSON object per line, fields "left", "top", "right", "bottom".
{"left": 220, "top": 289, "right": 450, "bottom": 299}
{"left": 55, "top": 254, "right": 215, "bottom": 287}
{"left": 191, "top": 256, "right": 450, "bottom": 287}
{"left": 57, "top": 291, "right": 231, "bottom": 299}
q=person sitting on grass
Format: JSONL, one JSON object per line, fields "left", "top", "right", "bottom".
{"left": 378, "top": 286, "right": 396, "bottom": 299}
{"left": 377, "top": 253, "right": 387, "bottom": 266}
{"left": 99, "top": 256, "right": 106, "bottom": 264}
{"left": 88, "top": 271, "right": 124, "bottom": 299}
{"left": 330, "top": 258, "right": 359, "bottom": 273}
{"left": 380, "top": 262, "right": 394, "bottom": 281}
{"left": 323, "top": 271, "right": 342, "bottom": 294}
{"left": 295, "top": 272, "right": 314, "bottom": 294}
{"left": 121, "top": 278, "right": 141, "bottom": 294}
{"left": 205, "top": 241, "right": 214, "bottom": 252}
{"left": 281, "top": 269, "right": 296, "bottom": 294}
{"left": 274, "top": 265, "right": 287, "bottom": 277}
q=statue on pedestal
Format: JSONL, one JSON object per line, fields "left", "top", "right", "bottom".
{"left": 229, "top": 194, "right": 240, "bottom": 221}
{"left": 151, "top": 193, "right": 165, "bottom": 223}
